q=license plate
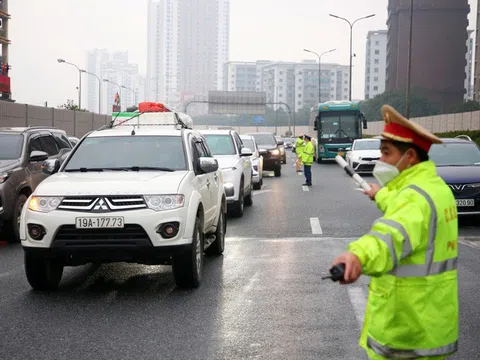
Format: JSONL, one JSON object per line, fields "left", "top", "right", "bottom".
{"left": 368, "top": 161, "right": 376, "bottom": 165}
{"left": 455, "top": 199, "right": 475, "bottom": 207}
{"left": 75, "top": 217, "right": 124, "bottom": 229}
{"left": 337, "top": 152, "right": 344, "bottom": 157}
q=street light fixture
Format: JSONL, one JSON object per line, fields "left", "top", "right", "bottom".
{"left": 80, "top": 69, "right": 101, "bottom": 114}
{"left": 103, "top": 78, "right": 122, "bottom": 111}
{"left": 329, "top": 13, "right": 375, "bottom": 101}
{"left": 303, "top": 48, "right": 336, "bottom": 104}
{"left": 121, "top": 85, "right": 138, "bottom": 107}
{"left": 57, "top": 58, "right": 82, "bottom": 109}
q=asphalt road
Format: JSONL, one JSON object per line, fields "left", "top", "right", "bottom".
{"left": 0, "top": 150, "right": 479, "bottom": 359}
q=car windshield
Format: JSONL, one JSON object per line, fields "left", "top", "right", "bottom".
{"left": 0, "top": 134, "right": 24, "bottom": 160}
{"left": 204, "top": 135, "right": 236, "bottom": 155}
{"left": 241, "top": 139, "right": 256, "bottom": 151}
{"left": 320, "top": 112, "right": 360, "bottom": 139}
{"left": 353, "top": 140, "right": 380, "bottom": 151}
{"left": 250, "top": 134, "right": 276, "bottom": 146}
{"left": 429, "top": 142, "right": 480, "bottom": 166}
{"left": 64, "top": 135, "right": 187, "bottom": 171}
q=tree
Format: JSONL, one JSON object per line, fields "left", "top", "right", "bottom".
{"left": 449, "top": 100, "right": 480, "bottom": 114}
{"left": 57, "top": 99, "right": 87, "bottom": 112}
{"left": 360, "top": 88, "right": 441, "bottom": 121}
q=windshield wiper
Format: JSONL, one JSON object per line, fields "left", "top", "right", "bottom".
{"left": 130, "top": 166, "right": 175, "bottom": 172}
{"left": 65, "top": 167, "right": 104, "bottom": 172}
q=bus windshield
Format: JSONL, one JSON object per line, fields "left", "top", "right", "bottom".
{"left": 319, "top": 112, "right": 360, "bottom": 139}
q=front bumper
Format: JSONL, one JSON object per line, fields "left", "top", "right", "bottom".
{"left": 0, "top": 181, "right": 16, "bottom": 223}
{"left": 21, "top": 206, "right": 193, "bottom": 252}
{"left": 351, "top": 159, "right": 378, "bottom": 173}
{"left": 263, "top": 157, "right": 281, "bottom": 170}
{"left": 449, "top": 187, "right": 480, "bottom": 215}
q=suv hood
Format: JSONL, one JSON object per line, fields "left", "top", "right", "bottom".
{"left": 34, "top": 171, "right": 189, "bottom": 196}
{"left": 214, "top": 155, "right": 238, "bottom": 169}
{"left": 436, "top": 166, "right": 480, "bottom": 184}
{"left": 351, "top": 150, "right": 381, "bottom": 158}
{"left": 256, "top": 144, "right": 277, "bottom": 151}
{"left": 0, "top": 159, "right": 20, "bottom": 172}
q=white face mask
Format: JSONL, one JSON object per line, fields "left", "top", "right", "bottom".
{"left": 373, "top": 153, "right": 408, "bottom": 187}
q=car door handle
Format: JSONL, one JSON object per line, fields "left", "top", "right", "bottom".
{"left": 214, "top": 174, "right": 218, "bottom": 182}
{"left": 206, "top": 180, "right": 211, "bottom": 188}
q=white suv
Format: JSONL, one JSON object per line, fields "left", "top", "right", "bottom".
{"left": 200, "top": 129, "right": 253, "bottom": 217}
{"left": 20, "top": 118, "right": 227, "bottom": 290}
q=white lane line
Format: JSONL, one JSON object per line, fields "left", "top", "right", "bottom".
{"left": 226, "top": 236, "right": 358, "bottom": 243}
{"left": 252, "top": 189, "right": 272, "bottom": 196}
{"left": 310, "top": 217, "right": 323, "bottom": 235}
{"left": 302, "top": 186, "right": 309, "bottom": 192}
{"left": 459, "top": 239, "right": 480, "bottom": 249}
{"left": 348, "top": 286, "right": 367, "bottom": 328}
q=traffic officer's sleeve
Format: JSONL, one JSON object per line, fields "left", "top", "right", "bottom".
{"left": 374, "top": 186, "right": 398, "bottom": 213}
{"left": 347, "top": 188, "right": 430, "bottom": 277}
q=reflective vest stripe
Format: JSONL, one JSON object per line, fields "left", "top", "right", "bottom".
{"left": 368, "top": 231, "right": 398, "bottom": 268}
{"left": 367, "top": 337, "right": 458, "bottom": 357}
{"left": 387, "top": 184, "right": 457, "bottom": 278}
{"left": 374, "top": 218, "right": 412, "bottom": 260}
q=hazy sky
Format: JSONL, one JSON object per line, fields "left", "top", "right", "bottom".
{"left": 8, "top": 0, "right": 478, "bottom": 108}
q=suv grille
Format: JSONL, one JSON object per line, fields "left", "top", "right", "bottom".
{"left": 447, "top": 184, "right": 480, "bottom": 197}
{"left": 58, "top": 196, "right": 147, "bottom": 212}
{"left": 53, "top": 225, "right": 151, "bottom": 246}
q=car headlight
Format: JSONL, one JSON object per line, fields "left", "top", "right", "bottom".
{"left": 28, "top": 196, "right": 63, "bottom": 213}
{"left": 352, "top": 155, "right": 361, "bottom": 161}
{"left": 270, "top": 149, "right": 280, "bottom": 156}
{"left": 0, "top": 172, "right": 11, "bottom": 184}
{"left": 144, "top": 195, "right": 185, "bottom": 211}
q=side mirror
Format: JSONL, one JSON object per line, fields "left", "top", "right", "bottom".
{"left": 58, "top": 148, "right": 71, "bottom": 157}
{"left": 41, "top": 159, "right": 60, "bottom": 175}
{"left": 360, "top": 113, "right": 368, "bottom": 129}
{"left": 29, "top": 151, "right": 49, "bottom": 163}
{"left": 314, "top": 115, "right": 319, "bottom": 131}
{"left": 277, "top": 140, "right": 284, "bottom": 146}
{"left": 258, "top": 149, "right": 267, "bottom": 155}
{"left": 345, "top": 147, "right": 351, "bottom": 151}
{"left": 241, "top": 148, "right": 253, "bottom": 157}
{"left": 198, "top": 157, "right": 219, "bottom": 174}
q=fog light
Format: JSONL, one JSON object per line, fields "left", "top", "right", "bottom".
{"left": 27, "top": 224, "right": 46, "bottom": 241}
{"left": 157, "top": 222, "right": 180, "bottom": 239}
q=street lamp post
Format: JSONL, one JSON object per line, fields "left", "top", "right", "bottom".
{"left": 103, "top": 79, "right": 122, "bottom": 111}
{"left": 81, "top": 69, "right": 101, "bottom": 114}
{"left": 121, "top": 85, "right": 138, "bottom": 107}
{"left": 57, "top": 59, "right": 82, "bottom": 109}
{"left": 304, "top": 48, "right": 336, "bottom": 104}
{"left": 329, "top": 13, "right": 375, "bottom": 101}
{"left": 405, "top": 0, "right": 414, "bottom": 118}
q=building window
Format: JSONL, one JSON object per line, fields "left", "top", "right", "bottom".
{"left": 374, "top": 59, "right": 379, "bottom": 64}
{"left": 374, "top": 68, "right": 379, "bottom": 73}
{"left": 375, "top": 50, "right": 380, "bottom": 55}
{"left": 374, "top": 86, "right": 378, "bottom": 91}
{"left": 374, "top": 77, "right": 378, "bottom": 82}
{"left": 375, "top": 41, "right": 379, "bottom": 46}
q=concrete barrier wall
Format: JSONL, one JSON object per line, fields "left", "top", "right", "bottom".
{"left": 0, "top": 102, "right": 111, "bottom": 137}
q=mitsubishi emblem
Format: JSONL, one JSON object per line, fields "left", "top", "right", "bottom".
{"left": 93, "top": 198, "right": 110, "bottom": 212}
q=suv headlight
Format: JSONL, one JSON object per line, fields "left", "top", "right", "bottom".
{"left": 270, "top": 149, "right": 280, "bottom": 156}
{"left": 28, "top": 196, "right": 63, "bottom": 213}
{"left": 0, "top": 172, "right": 11, "bottom": 184}
{"left": 144, "top": 195, "right": 185, "bottom": 211}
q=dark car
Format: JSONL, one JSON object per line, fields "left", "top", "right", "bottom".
{"left": 429, "top": 138, "right": 480, "bottom": 216}
{"left": 246, "top": 132, "right": 283, "bottom": 177}
{"left": 0, "top": 126, "right": 72, "bottom": 241}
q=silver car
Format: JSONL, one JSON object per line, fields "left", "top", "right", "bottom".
{"left": 241, "top": 135, "right": 263, "bottom": 190}
{"left": 345, "top": 138, "right": 381, "bottom": 174}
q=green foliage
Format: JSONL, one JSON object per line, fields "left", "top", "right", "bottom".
{"left": 449, "top": 100, "right": 480, "bottom": 114}
{"left": 360, "top": 88, "right": 441, "bottom": 122}
{"left": 57, "top": 99, "right": 88, "bottom": 112}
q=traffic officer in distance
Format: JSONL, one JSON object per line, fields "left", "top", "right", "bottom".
{"left": 301, "top": 135, "right": 315, "bottom": 186}
{"left": 295, "top": 134, "right": 305, "bottom": 172}
{"left": 331, "top": 105, "right": 458, "bottom": 360}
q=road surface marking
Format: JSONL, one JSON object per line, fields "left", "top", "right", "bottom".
{"left": 348, "top": 286, "right": 367, "bottom": 328}
{"left": 310, "top": 217, "right": 323, "bottom": 235}
{"left": 302, "top": 186, "right": 309, "bottom": 192}
{"left": 226, "top": 236, "right": 358, "bottom": 243}
{"left": 459, "top": 239, "right": 480, "bottom": 249}
{"left": 252, "top": 190, "right": 272, "bottom": 196}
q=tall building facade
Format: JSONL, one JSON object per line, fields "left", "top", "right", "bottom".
{"left": 465, "top": 30, "right": 474, "bottom": 101}
{"left": 0, "top": 0, "right": 11, "bottom": 101}
{"left": 86, "top": 50, "right": 145, "bottom": 114}
{"left": 147, "top": 0, "right": 230, "bottom": 110}
{"left": 364, "top": 30, "right": 387, "bottom": 100}
{"left": 386, "top": 0, "right": 470, "bottom": 112}
{"left": 474, "top": 0, "right": 480, "bottom": 101}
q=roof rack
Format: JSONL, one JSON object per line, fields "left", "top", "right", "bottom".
{"left": 98, "top": 102, "right": 193, "bottom": 131}
{"left": 454, "top": 135, "right": 472, "bottom": 141}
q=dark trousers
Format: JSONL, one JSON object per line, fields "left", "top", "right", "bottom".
{"left": 304, "top": 164, "right": 312, "bottom": 185}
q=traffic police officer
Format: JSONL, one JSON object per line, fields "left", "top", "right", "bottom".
{"left": 301, "top": 135, "right": 314, "bottom": 186}
{"left": 331, "top": 105, "right": 458, "bottom": 359}
{"left": 295, "top": 134, "right": 305, "bottom": 172}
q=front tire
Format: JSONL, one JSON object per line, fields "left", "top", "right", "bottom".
{"left": 172, "top": 216, "right": 204, "bottom": 288}
{"left": 231, "top": 180, "right": 244, "bottom": 217}
{"left": 274, "top": 165, "right": 281, "bottom": 177}
{"left": 25, "top": 253, "right": 64, "bottom": 291}
{"left": 206, "top": 210, "right": 226, "bottom": 256}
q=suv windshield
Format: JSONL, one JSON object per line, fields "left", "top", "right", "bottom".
{"left": 0, "top": 134, "right": 24, "bottom": 160}
{"left": 353, "top": 140, "right": 380, "bottom": 151}
{"left": 429, "top": 142, "right": 480, "bottom": 166}
{"left": 204, "top": 135, "right": 236, "bottom": 155}
{"left": 250, "top": 134, "right": 276, "bottom": 146}
{"left": 64, "top": 136, "right": 187, "bottom": 171}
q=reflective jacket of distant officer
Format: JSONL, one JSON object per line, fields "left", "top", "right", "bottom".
{"left": 301, "top": 138, "right": 315, "bottom": 166}
{"left": 331, "top": 105, "right": 459, "bottom": 360}
{"left": 295, "top": 136, "right": 305, "bottom": 157}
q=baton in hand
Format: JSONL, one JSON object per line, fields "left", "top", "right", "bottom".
{"left": 335, "top": 155, "right": 372, "bottom": 192}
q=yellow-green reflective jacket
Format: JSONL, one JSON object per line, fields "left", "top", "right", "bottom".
{"left": 347, "top": 160, "right": 458, "bottom": 359}
{"left": 301, "top": 142, "right": 314, "bottom": 165}
{"left": 296, "top": 138, "right": 305, "bottom": 156}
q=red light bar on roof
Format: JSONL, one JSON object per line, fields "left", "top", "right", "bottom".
{"left": 138, "top": 102, "right": 171, "bottom": 113}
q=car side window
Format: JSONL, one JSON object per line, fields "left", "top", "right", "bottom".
{"left": 198, "top": 135, "right": 213, "bottom": 157}
{"left": 53, "top": 133, "right": 72, "bottom": 149}
{"left": 233, "top": 133, "right": 243, "bottom": 153}
{"left": 40, "top": 135, "right": 59, "bottom": 156}
{"left": 194, "top": 141, "right": 207, "bottom": 158}
{"left": 28, "top": 137, "right": 43, "bottom": 153}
